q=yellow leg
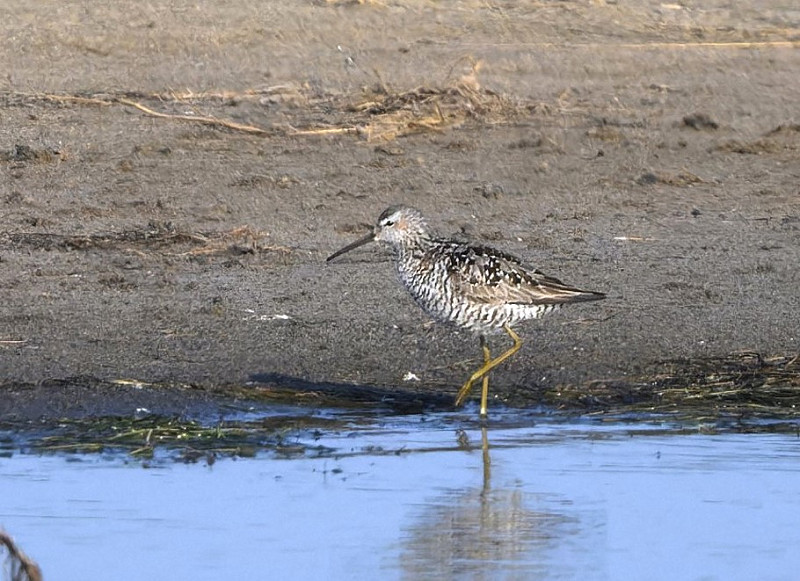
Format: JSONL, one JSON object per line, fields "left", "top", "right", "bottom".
{"left": 481, "top": 426, "right": 491, "bottom": 492}
{"left": 480, "top": 339, "right": 491, "bottom": 418}
{"left": 454, "top": 325, "right": 522, "bottom": 416}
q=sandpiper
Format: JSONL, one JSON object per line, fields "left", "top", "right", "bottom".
{"left": 327, "top": 206, "right": 605, "bottom": 418}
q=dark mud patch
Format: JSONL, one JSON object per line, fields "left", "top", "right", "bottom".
{"left": 0, "top": 374, "right": 456, "bottom": 460}
{"left": 712, "top": 122, "right": 800, "bottom": 154}
{"left": 247, "top": 372, "right": 455, "bottom": 412}
{"left": 0, "top": 144, "right": 61, "bottom": 164}
{"left": 4, "top": 223, "right": 285, "bottom": 258}
{"left": 2, "top": 353, "right": 798, "bottom": 460}
{"left": 0, "top": 374, "right": 458, "bottom": 424}
{"left": 636, "top": 169, "right": 706, "bottom": 187}
{"left": 682, "top": 113, "right": 719, "bottom": 130}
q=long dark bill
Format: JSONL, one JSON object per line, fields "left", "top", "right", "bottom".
{"left": 326, "top": 231, "right": 376, "bottom": 262}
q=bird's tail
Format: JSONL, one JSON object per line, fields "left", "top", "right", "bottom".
{"left": 567, "top": 289, "right": 606, "bottom": 303}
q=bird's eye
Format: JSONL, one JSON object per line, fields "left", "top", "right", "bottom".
{"left": 383, "top": 220, "right": 395, "bottom": 226}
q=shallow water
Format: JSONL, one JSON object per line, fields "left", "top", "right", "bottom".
{"left": 2, "top": 409, "right": 799, "bottom": 580}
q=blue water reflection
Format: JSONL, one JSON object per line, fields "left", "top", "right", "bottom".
{"left": 1, "top": 413, "right": 799, "bottom": 580}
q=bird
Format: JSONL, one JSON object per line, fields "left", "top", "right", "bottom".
{"left": 327, "top": 205, "right": 605, "bottom": 418}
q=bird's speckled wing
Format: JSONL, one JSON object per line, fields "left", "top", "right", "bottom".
{"left": 443, "top": 243, "right": 604, "bottom": 306}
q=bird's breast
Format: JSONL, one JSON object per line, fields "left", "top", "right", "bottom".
{"left": 395, "top": 251, "right": 453, "bottom": 315}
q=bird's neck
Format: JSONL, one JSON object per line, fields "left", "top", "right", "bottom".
{"left": 395, "top": 233, "right": 434, "bottom": 261}
{"left": 392, "top": 235, "right": 438, "bottom": 290}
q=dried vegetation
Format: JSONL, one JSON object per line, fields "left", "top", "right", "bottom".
{"left": 543, "top": 352, "right": 800, "bottom": 429}
{"left": 2, "top": 64, "right": 529, "bottom": 144}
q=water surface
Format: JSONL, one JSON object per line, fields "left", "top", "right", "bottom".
{"left": 2, "top": 410, "right": 799, "bottom": 580}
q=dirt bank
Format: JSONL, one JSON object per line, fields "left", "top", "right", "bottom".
{"left": 1, "top": 1, "right": 799, "bottom": 420}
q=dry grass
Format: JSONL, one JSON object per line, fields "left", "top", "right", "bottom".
{"left": 16, "top": 414, "right": 345, "bottom": 460}
{"left": 4, "top": 68, "right": 528, "bottom": 143}
{"left": 544, "top": 352, "right": 800, "bottom": 424}
{"left": 348, "top": 82, "right": 521, "bottom": 142}
{"left": 117, "top": 98, "right": 271, "bottom": 135}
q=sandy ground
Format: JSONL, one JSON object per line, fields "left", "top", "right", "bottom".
{"left": 1, "top": 1, "right": 799, "bottom": 420}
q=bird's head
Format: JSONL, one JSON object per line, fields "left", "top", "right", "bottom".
{"left": 327, "top": 205, "right": 428, "bottom": 262}
{"left": 373, "top": 206, "right": 428, "bottom": 245}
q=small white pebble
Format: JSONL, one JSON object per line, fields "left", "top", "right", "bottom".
{"left": 258, "top": 314, "right": 291, "bottom": 321}
{"left": 403, "top": 371, "right": 420, "bottom": 382}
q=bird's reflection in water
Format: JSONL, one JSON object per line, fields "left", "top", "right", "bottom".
{"left": 399, "top": 427, "right": 575, "bottom": 578}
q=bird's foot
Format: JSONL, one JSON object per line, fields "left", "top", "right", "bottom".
{"left": 454, "top": 379, "right": 475, "bottom": 408}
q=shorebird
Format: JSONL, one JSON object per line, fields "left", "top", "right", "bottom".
{"left": 327, "top": 206, "right": 605, "bottom": 418}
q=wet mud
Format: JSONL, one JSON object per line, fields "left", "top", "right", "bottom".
{"left": 1, "top": 1, "right": 799, "bottom": 427}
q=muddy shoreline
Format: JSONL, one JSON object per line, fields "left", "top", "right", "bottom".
{"left": 1, "top": 1, "right": 799, "bottom": 423}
